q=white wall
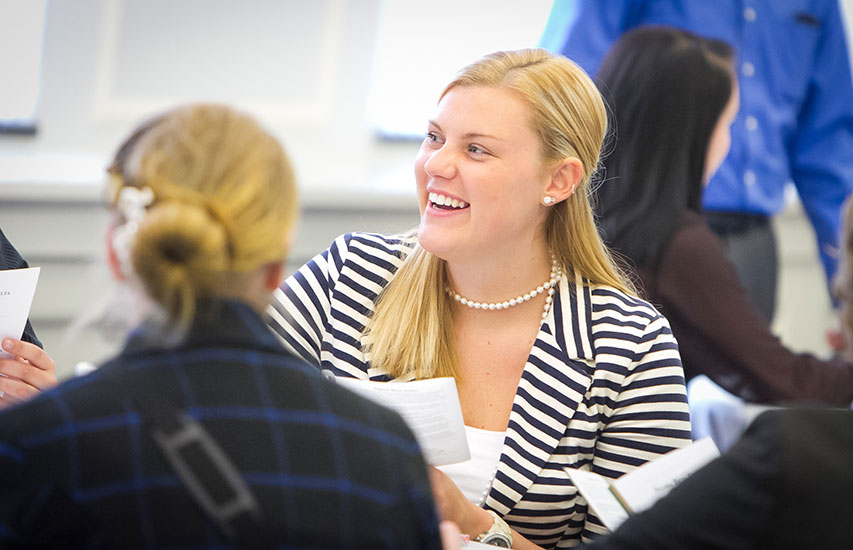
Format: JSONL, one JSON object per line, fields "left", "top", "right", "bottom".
{"left": 2, "top": 0, "right": 559, "bottom": 375}
{"left": 1, "top": 0, "right": 851, "bottom": 376}
{"left": 5, "top": 0, "right": 853, "bottom": 186}
{"left": 1, "top": 0, "right": 414, "bottom": 193}
{"left": 1, "top": 0, "right": 421, "bottom": 374}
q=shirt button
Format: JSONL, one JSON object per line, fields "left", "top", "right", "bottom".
{"left": 742, "top": 62, "right": 755, "bottom": 77}
{"left": 744, "top": 170, "right": 757, "bottom": 186}
{"left": 745, "top": 116, "right": 758, "bottom": 131}
{"left": 744, "top": 7, "right": 757, "bottom": 21}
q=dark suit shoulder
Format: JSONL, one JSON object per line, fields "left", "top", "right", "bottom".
{"left": 0, "top": 228, "right": 29, "bottom": 271}
{"left": 747, "top": 408, "right": 853, "bottom": 548}
{"left": 760, "top": 408, "right": 853, "bottom": 491}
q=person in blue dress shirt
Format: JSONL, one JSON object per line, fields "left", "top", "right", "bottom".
{"left": 540, "top": 0, "right": 853, "bottom": 323}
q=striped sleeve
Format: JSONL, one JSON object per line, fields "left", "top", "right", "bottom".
{"left": 267, "top": 233, "right": 409, "bottom": 380}
{"left": 268, "top": 234, "right": 352, "bottom": 365}
{"left": 584, "top": 290, "right": 691, "bottom": 539}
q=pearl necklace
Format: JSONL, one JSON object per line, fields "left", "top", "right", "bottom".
{"left": 446, "top": 256, "right": 563, "bottom": 320}
{"left": 477, "top": 462, "right": 500, "bottom": 506}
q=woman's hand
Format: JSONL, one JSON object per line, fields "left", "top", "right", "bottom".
{"left": 439, "top": 521, "right": 462, "bottom": 550}
{"left": 428, "top": 467, "right": 493, "bottom": 536}
{"left": 0, "top": 338, "right": 57, "bottom": 408}
{"left": 430, "top": 467, "right": 543, "bottom": 549}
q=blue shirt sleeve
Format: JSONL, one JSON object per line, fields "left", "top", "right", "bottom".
{"left": 787, "top": 0, "right": 853, "bottom": 292}
{"left": 543, "top": 0, "right": 645, "bottom": 75}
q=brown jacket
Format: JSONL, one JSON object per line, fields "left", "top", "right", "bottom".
{"left": 636, "top": 211, "right": 853, "bottom": 405}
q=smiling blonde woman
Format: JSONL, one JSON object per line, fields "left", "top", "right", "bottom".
{"left": 270, "top": 50, "right": 691, "bottom": 549}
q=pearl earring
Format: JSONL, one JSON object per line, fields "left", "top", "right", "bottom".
{"left": 543, "top": 196, "right": 555, "bottom": 205}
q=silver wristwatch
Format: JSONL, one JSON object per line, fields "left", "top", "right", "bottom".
{"left": 475, "top": 510, "right": 513, "bottom": 548}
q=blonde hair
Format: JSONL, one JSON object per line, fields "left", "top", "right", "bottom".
{"left": 365, "top": 49, "right": 634, "bottom": 380}
{"left": 107, "top": 104, "right": 298, "bottom": 328}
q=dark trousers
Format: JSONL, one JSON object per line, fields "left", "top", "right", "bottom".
{"left": 706, "top": 211, "right": 778, "bottom": 324}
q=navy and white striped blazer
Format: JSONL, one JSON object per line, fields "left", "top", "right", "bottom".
{"left": 269, "top": 233, "right": 692, "bottom": 549}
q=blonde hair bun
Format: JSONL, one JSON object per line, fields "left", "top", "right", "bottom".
{"left": 132, "top": 201, "right": 230, "bottom": 325}
{"left": 108, "top": 104, "right": 298, "bottom": 328}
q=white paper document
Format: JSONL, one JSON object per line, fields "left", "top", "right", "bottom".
{"left": 566, "top": 468, "right": 630, "bottom": 531}
{"left": 0, "top": 267, "right": 40, "bottom": 359}
{"left": 335, "top": 377, "right": 470, "bottom": 466}
{"left": 566, "top": 437, "right": 719, "bottom": 531}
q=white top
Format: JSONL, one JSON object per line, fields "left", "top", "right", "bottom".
{"left": 437, "top": 426, "right": 506, "bottom": 505}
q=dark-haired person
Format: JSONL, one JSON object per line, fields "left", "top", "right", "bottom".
{"left": 0, "top": 228, "right": 56, "bottom": 408}
{"left": 582, "top": 197, "right": 853, "bottom": 549}
{"left": 0, "top": 105, "right": 442, "bottom": 549}
{"left": 542, "top": 0, "right": 853, "bottom": 326}
{"left": 582, "top": 188, "right": 853, "bottom": 549}
{"left": 593, "top": 26, "right": 853, "bottom": 405}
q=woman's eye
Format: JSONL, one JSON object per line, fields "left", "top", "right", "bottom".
{"left": 468, "top": 144, "right": 487, "bottom": 155}
{"left": 425, "top": 132, "right": 442, "bottom": 145}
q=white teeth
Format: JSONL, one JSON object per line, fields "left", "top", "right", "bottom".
{"left": 428, "top": 192, "right": 468, "bottom": 209}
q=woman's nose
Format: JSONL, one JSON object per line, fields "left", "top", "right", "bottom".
{"left": 423, "top": 146, "right": 456, "bottom": 180}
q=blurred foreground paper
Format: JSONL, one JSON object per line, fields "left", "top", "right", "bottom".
{"left": 336, "top": 376, "right": 470, "bottom": 466}
{"left": 567, "top": 437, "right": 720, "bottom": 531}
{"left": 0, "top": 267, "right": 40, "bottom": 358}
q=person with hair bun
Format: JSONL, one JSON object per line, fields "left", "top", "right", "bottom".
{"left": 270, "top": 50, "right": 692, "bottom": 548}
{"left": 0, "top": 104, "right": 442, "bottom": 549}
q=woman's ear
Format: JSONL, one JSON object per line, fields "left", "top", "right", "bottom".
{"left": 263, "top": 260, "right": 286, "bottom": 291}
{"left": 105, "top": 223, "right": 125, "bottom": 282}
{"left": 543, "top": 157, "right": 584, "bottom": 204}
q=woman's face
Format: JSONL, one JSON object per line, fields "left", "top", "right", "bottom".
{"left": 704, "top": 83, "right": 740, "bottom": 184}
{"left": 414, "top": 85, "right": 552, "bottom": 264}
